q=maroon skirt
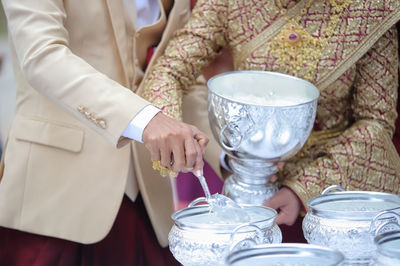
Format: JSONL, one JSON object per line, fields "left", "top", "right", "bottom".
{"left": 0, "top": 195, "right": 180, "bottom": 266}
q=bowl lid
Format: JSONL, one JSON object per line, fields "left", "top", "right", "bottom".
{"left": 225, "top": 243, "right": 344, "bottom": 266}
{"left": 171, "top": 204, "right": 277, "bottom": 232}
{"left": 306, "top": 190, "right": 400, "bottom": 220}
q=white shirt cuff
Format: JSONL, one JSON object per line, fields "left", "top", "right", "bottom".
{"left": 122, "top": 105, "right": 161, "bottom": 143}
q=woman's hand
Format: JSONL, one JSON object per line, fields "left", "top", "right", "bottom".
{"left": 263, "top": 187, "right": 302, "bottom": 226}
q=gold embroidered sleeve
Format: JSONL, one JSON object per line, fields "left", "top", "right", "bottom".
{"left": 283, "top": 27, "right": 400, "bottom": 208}
{"left": 140, "top": 0, "right": 228, "bottom": 120}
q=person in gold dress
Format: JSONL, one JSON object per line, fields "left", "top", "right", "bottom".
{"left": 141, "top": 0, "right": 400, "bottom": 229}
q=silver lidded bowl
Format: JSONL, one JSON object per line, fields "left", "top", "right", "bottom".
{"left": 303, "top": 185, "right": 400, "bottom": 265}
{"left": 225, "top": 243, "right": 344, "bottom": 266}
{"left": 370, "top": 229, "right": 400, "bottom": 266}
{"left": 168, "top": 198, "right": 282, "bottom": 266}
{"left": 207, "top": 71, "right": 319, "bottom": 205}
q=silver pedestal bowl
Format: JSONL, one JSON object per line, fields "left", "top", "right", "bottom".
{"left": 207, "top": 71, "right": 319, "bottom": 205}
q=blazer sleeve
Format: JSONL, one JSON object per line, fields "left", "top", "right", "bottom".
{"left": 283, "top": 27, "right": 400, "bottom": 207}
{"left": 140, "top": 0, "right": 228, "bottom": 120}
{"left": 2, "top": 0, "right": 151, "bottom": 147}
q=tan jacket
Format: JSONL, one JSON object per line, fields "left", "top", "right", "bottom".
{"left": 0, "top": 0, "right": 221, "bottom": 247}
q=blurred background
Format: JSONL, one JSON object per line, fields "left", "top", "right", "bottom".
{"left": 0, "top": 4, "right": 16, "bottom": 154}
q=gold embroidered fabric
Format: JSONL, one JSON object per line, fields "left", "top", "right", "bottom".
{"left": 141, "top": 0, "right": 400, "bottom": 205}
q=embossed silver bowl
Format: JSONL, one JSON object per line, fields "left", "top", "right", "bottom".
{"left": 207, "top": 71, "right": 319, "bottom": 205}
{"left": 225, "top": 243, "right": 344, "bottom": 266}
{"left": 168, "top": 198, "right": 282, "bottom": 266}
{"left": 370, "top": 230, "right": 400, "bottom": 266}
{"left": 303, "top": 186, "right": 400, "bottom": 265}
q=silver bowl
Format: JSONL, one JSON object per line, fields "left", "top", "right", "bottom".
{"left": 207, "top": 71, "right": 319, "bottom": 205}
{"left": 303, "top": 186, "right": 400, "bottom": 265}
{"left": 168, "top": 198, "right": 282, "bottom": 266}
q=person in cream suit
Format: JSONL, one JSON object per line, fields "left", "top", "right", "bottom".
{"left": 0, "top": 0, "right": 222, "bottom": 265}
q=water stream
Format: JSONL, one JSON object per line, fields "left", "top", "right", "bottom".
{"left": 195, "top": 174, "right": 251, "bottom": 223}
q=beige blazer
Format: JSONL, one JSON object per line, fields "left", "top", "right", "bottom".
{"left": 0, "top": 0, "right": 221, "bottom": 247}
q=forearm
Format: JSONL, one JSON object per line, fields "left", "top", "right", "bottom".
{"left": 3, "top": 0, "right": 149, "bottom": 146}
{"left": 141, "top": 0, "right": 228, "bottom": 119}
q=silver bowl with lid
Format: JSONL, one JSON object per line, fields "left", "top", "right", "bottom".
{"left": 370, "top": 229, "right": 400, "bottom": 265}
{"left": 225, "top": 243, "right": 344, "bottom": 266}
{"left": 303, "top": 185, "right": 400, "bottom": 265}
{"left": 168, "top": 197, "right": 282, "bottom": 266}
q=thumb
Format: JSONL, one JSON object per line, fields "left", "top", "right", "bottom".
{"left": 274, "top": 212, "right": 288, "bottom": 225}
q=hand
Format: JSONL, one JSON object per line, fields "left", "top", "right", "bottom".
{"left": 263, "top": 187, "right": 301, "bottom": 226}
{"left": 142, "top": 112, "right": 209, "bottom": 174}
{"left": 268, "top": 162, "right": 285, "bottom": 183}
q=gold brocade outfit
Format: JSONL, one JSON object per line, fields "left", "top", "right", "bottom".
{"left": 142, "top": 0, "right": 400, "bottom": 207}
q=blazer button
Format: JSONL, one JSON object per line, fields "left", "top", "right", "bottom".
{"left": 97, "top": 119, "right": 107, "bottom": 129}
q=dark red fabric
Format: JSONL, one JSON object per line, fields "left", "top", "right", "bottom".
{"left": 190, "top": 0, "right": 196, "bottom": 10}
{"left": 0, "top": 195, "right": 179, "bottom": 266}
{"left": 145, "top": 47, "right": 156, "bottom": 69}
{"left": 279, "top": 216, "right": 307, "bottom": 243}
{"left": 176, "top": 160, "right": 223, "bottom": 203}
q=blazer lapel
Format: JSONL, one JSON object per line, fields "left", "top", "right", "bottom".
{"left": 138, "top": 0, "right": 190, "bottom": 94}
{"left": 105, "top": 0, "right": 130, "bottom": 87}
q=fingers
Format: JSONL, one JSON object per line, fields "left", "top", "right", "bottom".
{"left": 263, "top": 187, "right": 301, "bottom": 226}
{"left": 274, "top": 209, "right": 298, "bottom": 226}
{"left": 192, "top": 141, "right": 204, "bottom": 176}
{"left": 263, "top": 193, "right": 281, "bottom": 210}
{"left": 160, "top": 142, "right": 172, "bottom": 170}
{"left": 269, "top": 162, "right": 285, "bottom": 183}
{"left": 277, "top": 162, "right": 285, "bottom": 169}
{"left": 269, "top": 174, "right": 279, "bottom": 183}
{"left": 142, "top": 112, "right": 208, "bottom": 174}
{"left": 191, "top": 125, "right": 209, "bottom": 154}
{"left": 146, "top": 143, "right": 161, "bottom": 162}
{"left": 182, "top": 128, "right": 197, "bottom": 171}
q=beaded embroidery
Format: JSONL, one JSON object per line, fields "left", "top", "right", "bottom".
{"left": 270, "top": 0, "right": 351, "bottom": 81}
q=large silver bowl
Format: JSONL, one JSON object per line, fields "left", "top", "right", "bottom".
{"left": 207, "top": 71, "right": 319, "bottom": 204}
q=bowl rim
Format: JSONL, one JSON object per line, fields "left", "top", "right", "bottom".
{"left": 207, "top": 70, "right": 320, "bottom": 107}
{"left": 171, "top": 204, "right": 277, "bottom": 232}
{"left": 225, "top": 243, "right": 345, "bottom": 265}
{"left": 306, "top": 191, "right": 400, "bottom": 220}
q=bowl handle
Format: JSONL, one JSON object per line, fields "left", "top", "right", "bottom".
{"left": 370, "top": 210, "right": 400, "bottom": 236}
{"left": 188, "top": 197, "right": 208, "bottom": 207}
{"left": 229, "top": 223, "right": 263, "bottom": 253}
{"left": 219, "top": 124, "right": 243, "bottom": 151}
{"left": 321, "top": 185, "right": 346, "bottom": 195}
